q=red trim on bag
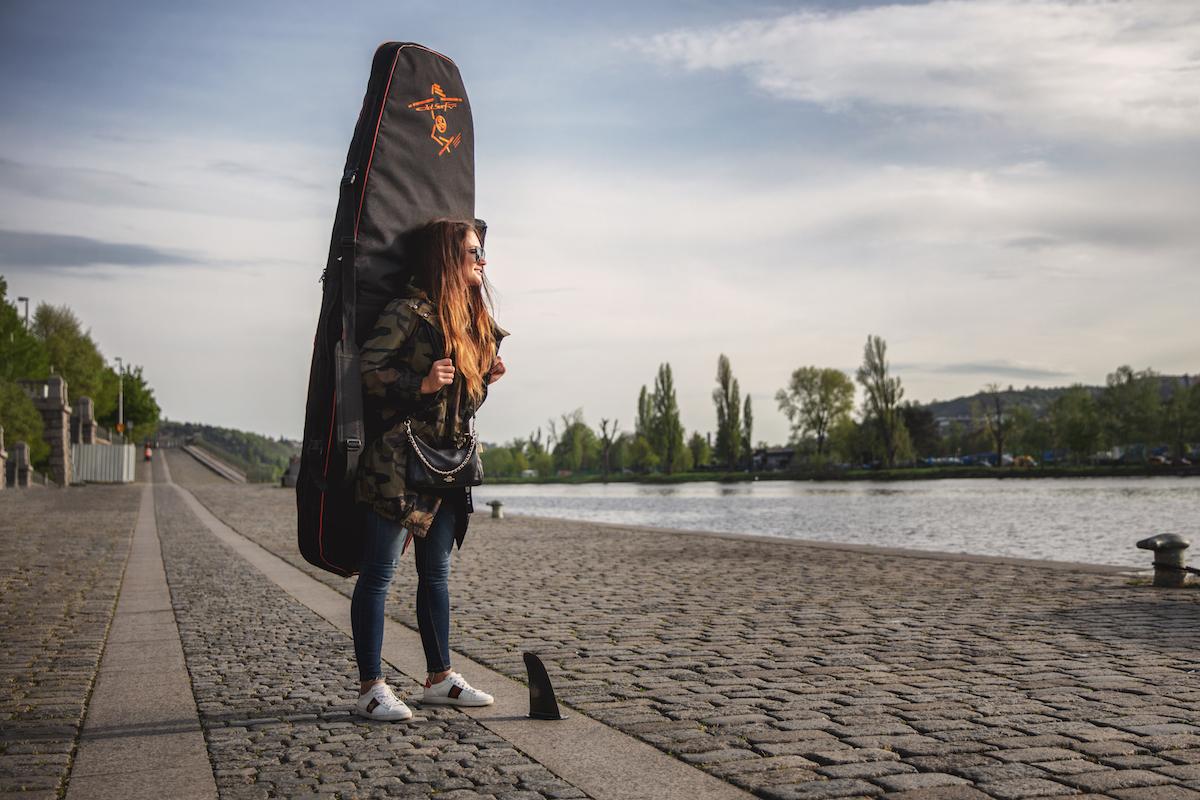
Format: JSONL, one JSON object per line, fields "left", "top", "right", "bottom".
{"left": 354, "top": 45, "right": 456, "bottom": 236}
{"left": 317, "top": 385, "right": 338, "bottom": 569}
{"left": 355, "top": 49, "right": 401, "bottom": 235}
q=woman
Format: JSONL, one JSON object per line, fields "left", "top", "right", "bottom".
{"left": 351, "top": 218, "right": 509, "bottom": 721}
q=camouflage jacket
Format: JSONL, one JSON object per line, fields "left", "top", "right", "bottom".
{"left": 355, "top": 285, "right": 510, "bottom": 552}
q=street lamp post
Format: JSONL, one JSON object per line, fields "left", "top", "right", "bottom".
{"left": 115, "top": 357, "right": 124, "bottom": 440}
{"left": 16, "top": 296, "right": 29, "bottom": 326}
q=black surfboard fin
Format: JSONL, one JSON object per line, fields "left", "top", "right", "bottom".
{"left": 523, "top": 652, "right": 566, "bottom": 720}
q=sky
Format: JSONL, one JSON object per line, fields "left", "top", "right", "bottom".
{"left": 1, "top": 0, "right": 1197, "bottom": 447}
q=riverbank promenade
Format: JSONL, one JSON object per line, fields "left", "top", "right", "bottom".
{"left": 2, "top": 450, "right": 1199, "bottom": 800}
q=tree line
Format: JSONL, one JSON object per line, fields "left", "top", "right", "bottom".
{"left": 482, "top": 334, "right": 1200, "bottom": 479}
{"left": 776, "top": 336, "right": 1199, "bottom": 468}
{"left": 1, "top": 277, "right": 161, "bottom": 468}
{"left": 481, "top": 356, "right": 759, "bottom": 479}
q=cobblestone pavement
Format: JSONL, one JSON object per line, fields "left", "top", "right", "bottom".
{"left": 170, "top": 455, "right": 1200, "bottom": 800}
{"left": 0, "top": 481, "right": 141, "bottom": 797}
{"left": 154, "top": 458, "right": 589, "bottom": 800}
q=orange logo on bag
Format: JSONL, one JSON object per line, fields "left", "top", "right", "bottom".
{"left": 408, "top": 84, "right": 464, "bottom": 156}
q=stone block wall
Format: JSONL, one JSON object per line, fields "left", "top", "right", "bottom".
{"left": 10, "top": 442, "right": 31, "bottom": 488}
{"left": 21, "top": 376, "right": 72, "bottom": 487}
{"left": 73, "top": 397, "right": 97, "bottom": 445}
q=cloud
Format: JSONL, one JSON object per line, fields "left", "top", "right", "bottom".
{"left": 630, "top": 1, "right": 1200, "bottom": 140}
{"left": 904, "top": 360, "right": 1072, "bottom": 380}
{"left": 0, "top": 156, "right": 157, "bottom": 208}
{"left": 205, "top": 159, "right": 324, "bottom": 192}
{"left": 0, "top": 229, "right": 203, "bottom": 270}
{"left": 488, "top": 155, "right": 1200, "bottom": 267}
{"left": 0, "top": 139, "right": 332, "bottom": 222}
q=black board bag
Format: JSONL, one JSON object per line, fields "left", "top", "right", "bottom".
{"left": 297, "top": 43, "right": 477, "bottom": 576}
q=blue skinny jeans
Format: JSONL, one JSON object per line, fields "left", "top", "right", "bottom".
{"left": 351, "top": 501, "right": 458, "bottom": 682}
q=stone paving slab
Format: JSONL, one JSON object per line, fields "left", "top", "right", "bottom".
{"left": 153, "top": 455, "right": 592, "bottom": 800}
{"left": 66, "top": 484, "right": 216, "bottom": 800}
{"left": 169, "top": 456, "right": 1200, "bottom": 800}
{"left": 0, "top": 480, "right": 141, "bottom": 796}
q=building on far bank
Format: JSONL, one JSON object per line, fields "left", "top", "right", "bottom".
{"left": 752, "top": 447, "right": 795, "bottom": 472}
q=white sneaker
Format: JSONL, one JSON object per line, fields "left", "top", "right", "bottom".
{"left": 421, "top": 671, "right": 494, "bottom": 707}
{"left": 355, "top": 682, "right": 413, "bottom": 721}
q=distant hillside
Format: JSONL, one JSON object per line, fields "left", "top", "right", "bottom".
{"left": 159, "top": 419, "right": 299, "bottom": 483}
{"left": 922, "top": 374, "right": 1192, "bottom": 420}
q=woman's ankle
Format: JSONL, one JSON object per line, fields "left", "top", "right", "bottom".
{"left": 428, "top": 669, "right": 452, "bottom": 684}
{"left": 360, "top": 677, "right": 384, "bottom": 695}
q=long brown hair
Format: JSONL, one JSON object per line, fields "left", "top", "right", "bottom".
{"left": 409, "top": 218, "right": 497, "bottom": 407}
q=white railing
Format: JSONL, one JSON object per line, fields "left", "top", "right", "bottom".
{"left": 72, "top": 444, "right": 137, "bottom": 483}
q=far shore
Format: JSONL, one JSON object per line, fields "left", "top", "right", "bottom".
{"left": 485, "top": 463, "right": 1200, "bottom": 486}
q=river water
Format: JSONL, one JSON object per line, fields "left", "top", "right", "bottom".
{"left": 473, "top": 477, "right": 1200, "bottom": 567}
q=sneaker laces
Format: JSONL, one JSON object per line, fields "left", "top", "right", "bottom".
{"left": 448, "top": 672, "right": 475, "bottom": 692}
{"left": 365, "top": 683, "right": 401, "bottom": 708}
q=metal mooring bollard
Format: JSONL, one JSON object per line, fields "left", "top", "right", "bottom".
{"left": 1136, "top": 533, "right": 1195, "bottom": 588}
{"left": 487, "top": 500, "right": 504, "bottom": 519}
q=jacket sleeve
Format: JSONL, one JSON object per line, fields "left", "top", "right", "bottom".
{"left": 360, "top": 301, "right": 443, "bottom": 417}
{"left": 476, "top": 320, "right": 509, "bottom": 409}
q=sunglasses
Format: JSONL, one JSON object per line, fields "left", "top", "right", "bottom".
{"left": 468, "top": 246, "right": 486, "bottom": 265}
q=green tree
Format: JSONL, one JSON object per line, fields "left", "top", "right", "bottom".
{"left": 687, "top": 430, "right": 711, "bottom": 469}
{"left": 628, "top": 434, "right": 659, "bottom": 473}
{"left": 1162, "top": 380, "right": 1200, "bottom": 460}
{"left": 109, "top": 365, "right": 161, "bottom": 440}
{"left": 1100, "top": 366, "right": 1162, "bottom": 457}
{"left": 741, "top": 394, "right": 753, "bottom": 470}
{"left": 899, "top": 402, "right": 940, "bottom": 459}
{"left": 1010, "top": 405, "right": 1052, "bottom": 461}
{"left": 32, "top": 303, "right": 115, "bottom": 416}
{"left": 636, "top": 385, "right": 654, "bottom": 441}
{"left": 972, "top": 383, "right": 1014, "bottom": 463}
{"left": 481, "top": 445, "right": 515, "bottom": 478}
{"left": 1, "top": 277, "right": 49, "bottom": 382}
{"left": 597, "top": 418, "right": 619, "bottom": 480}
{"left": 511, "top": 443, "right": 530, "bottom": 475}
{"left": 610, "top": 432, "right": 633, "bottom": 473}
{"left": 0, "top": 380, "right": 48, "bottom": 465}
{"left": 712, "top": 354, "right": 741, "bottom": 469}
{"left": 776, "top": 367, "right": 855, "bottom": 458}
{"left": 1051, "top": 386, "right": 1102, "bottom": 463}
{"left": 829, "top": 416, "right": 872, "bottom": 466}
{"left": 855, "top": 335, "right": 905, "bottom": 468}
{"left": 531, "top": 450, "right": 554, "bottom": 478}
{"left": 1189, "top": 384, "right": 1200, "bottom": 454}
{"left": 0, "top": 278, "right": 50, "bottom": 465}
{"left": 552, "top": 408, "right": 600, "bottom": 473}
{"left": 651, "top": 363, "right": 686, "bottom": 474}
{"left": 522, "top": 427, "right": 554, "bottom": 477}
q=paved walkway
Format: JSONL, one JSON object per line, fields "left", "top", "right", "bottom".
{"left": 174, "top": 450, "right": 1200, "bottom": 800}
{"left": 0, "top": 473, "right": 141, "bottom": 797}
{"left": 2, "top": 448, "right": 1199, "bottom": 799}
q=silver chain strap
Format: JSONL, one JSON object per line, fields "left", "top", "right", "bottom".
{"left": 403, "top": 417, "right": 477, "bottom": 483}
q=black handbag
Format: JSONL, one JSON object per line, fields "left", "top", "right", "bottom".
{"left": 403, "top": 416, "right": 483, "bottom": 490}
